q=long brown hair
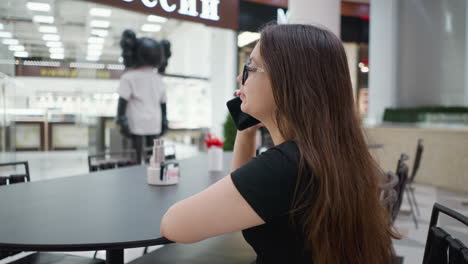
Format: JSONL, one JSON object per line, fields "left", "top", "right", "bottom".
{"left": 259, "top": 24, "right": 397, "bottom": 264}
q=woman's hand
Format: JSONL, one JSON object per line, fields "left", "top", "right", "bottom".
{"left": 232, "top": 89, "right": 264, "bottom": 135}
{"left": 241, "top": 123, "right": 264, "bottom": 135}
{"left": 231, "top": 124, "right": 263, "bottom": 172}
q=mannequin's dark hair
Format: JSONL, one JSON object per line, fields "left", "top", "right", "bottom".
{"left": 120, "top": 29, "right": 137, "bottom": 68}
{"left": 158, "top": 40, "right": 172, "bottom": 73}
{"left": 120, "top": 29, "right": 172, "bottom": 72}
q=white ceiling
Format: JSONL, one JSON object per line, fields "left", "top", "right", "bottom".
{"left": 0, "top": 0, "right": 181, "bottom": 63}
{"left": 0, "top": 0, "right": 370, "bottom": 63}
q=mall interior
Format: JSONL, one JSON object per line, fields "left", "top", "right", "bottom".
{"left": 0, "top": 0, "right": 467, "bottom": 263}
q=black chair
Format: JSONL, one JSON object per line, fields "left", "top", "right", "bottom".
{"left": 0, "top": 161, "right": 30, "bottom": 186}
{"left": 379, "top": 171, "right": 405, "bottom": 264}
{"left": 393, "top": 154, "right": 419, "bottom": 228}
{"left": 0, "top": 176, "right": 9, "bottom": 185}
{"left": 88, "top": 150, "right": 138, "bottom": 172}
{"left": 407, "top": 138, "right": 424, "bottom": 216}
{"left": 422, "top": 203, "right": 468, "bottom": 264}
{"left": 0, "top": 162, "right": 30, "bottom": 260}
{"left": 380, "top": 171, "right": 399, "bottom": 221}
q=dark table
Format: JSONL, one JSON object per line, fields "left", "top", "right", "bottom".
{"left": 0, "top": 153, "right": 235, "bottom": 264}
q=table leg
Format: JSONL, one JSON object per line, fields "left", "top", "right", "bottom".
{"left": 106, "top": 249, "right": 124, "bottom": 264}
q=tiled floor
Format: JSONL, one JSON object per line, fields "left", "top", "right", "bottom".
{"left": 1, "top": 143, "right": 467, "bottom": 264}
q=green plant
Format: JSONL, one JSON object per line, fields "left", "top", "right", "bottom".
{"left": 383, "top": 106, "right": 468, "bottom": 123}
{"left": 223, "top": 114, "right": 236, "bottom": 151}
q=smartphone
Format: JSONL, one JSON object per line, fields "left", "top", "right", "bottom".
{"left": 226, "top": 97, "right": 261, "bottom": 131}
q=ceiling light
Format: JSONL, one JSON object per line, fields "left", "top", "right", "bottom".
{"left": 141, "top": 24, "right": 161, "bottom": 32}
{"left": 88, "top": 37, "right": 105, "bottom": 44}
{"left": 42, "top": 34, "right": 60, "bottom": 41}
{"left": 26, "top": 2, "right": 51, "bottom": 12}
{"left": 9, "top": 45, "right": 25, "bottom": 52}
{"left": 50, "top": 54, "right": 64, "bottom": 60}
{"left": 3, "top": 39, "right": 19, "bottom": 45}
{"left": 14, "top": 51, "right": 29, "bottom": 58}
{"left": 0, "top": 32, "right": 13, "bottom": 38}
{"left": 46, "top": 41, "right": 62, "bottom": 48}
{"left": 33, "top": 15, "right": 54, "bottom": 24}
{"left": 147, "top": 15, "right": 168, "bottom": 23}
{"left": 39, "top": 26, "right": 57, "bottom": 33}
{"left": 88, "top": 44, "right": 103, "bottom": 50}
{"left": 237, "top": 32, "right": 260, "bottom": 47}
{"left": 90, "top": 8, "right": 112, "bottom": 17}
{"left": 86, "top": 56, "right": 100, "bottom": 62}
{"left": 49, "top": 47, "right": 64, "bottom": 53}
{"left": 90, "top": 20, "right": 110, "bottom": 28}
{"left": 90, "top": 29, "right": 108, "bottom": 37}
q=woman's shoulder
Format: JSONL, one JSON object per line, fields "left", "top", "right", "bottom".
{"left": 263, "top": 140, "right": 300, "bottom": 165}
{"left": 230, "top": 140, "right": 303, "bottom": 222}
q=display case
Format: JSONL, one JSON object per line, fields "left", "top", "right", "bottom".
{"left": 48, "top": 122, "right": 88, "bottom": 150}
{"left": 13, "top": 121, "right": 45, "bottom": 151}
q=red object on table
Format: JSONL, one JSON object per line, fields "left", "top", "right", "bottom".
{"left": 204, "top": 134, "right": 224, "bottom": 148}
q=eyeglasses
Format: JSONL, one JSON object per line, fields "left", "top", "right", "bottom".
{"left": 242, "top": 62, "right": 265, "bottom": 85}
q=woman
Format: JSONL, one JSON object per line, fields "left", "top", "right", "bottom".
{"left": 161, "top": 24, "right": 396, "bottom": 264}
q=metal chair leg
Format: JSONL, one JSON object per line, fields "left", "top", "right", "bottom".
{"left": 409, "top": 185, "right": 420, "bottom": 216}
{"left": 406, "top": 189, "right": 418, "bottom": 229}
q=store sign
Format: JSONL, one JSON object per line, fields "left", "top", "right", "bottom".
{"left": 83, "top": 0, "right": 239, "bottom": 30}
{"left": 243, "top": 0, "right": 287, "bottom": 8}
{"left": 15, "top": 65, "right": 123, "bottom": 80}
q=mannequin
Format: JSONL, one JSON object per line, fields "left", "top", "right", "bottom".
{"left": 116, "top": 29, "right": 172, "bottom": 163}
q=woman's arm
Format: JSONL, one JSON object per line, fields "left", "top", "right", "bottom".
{"left": 160, "top": 174, "right": 265, "bottom": 243}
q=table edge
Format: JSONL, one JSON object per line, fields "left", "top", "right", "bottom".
{"left": 0, "top": 237, "right": 173, "bottom": 251}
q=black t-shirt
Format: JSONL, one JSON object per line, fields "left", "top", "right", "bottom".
{"left": 231, "top": 141, "right": 313, "bottom": 264}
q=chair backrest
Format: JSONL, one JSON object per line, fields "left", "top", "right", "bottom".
{"left": 380, "top": 171, "right": 399, "bottom": 221}
{"left": 410, "top": 138, "right": 424, "bottom": 183}
{"left": 423, "top": 203, "right": 468, "bottom": 264}
{"left": 0, "top": 161, "right": 30, "bottom": 186}
{"left": 391, "top": 154, "right": 410, "bottom": 222}
{"left": 88, "top": 150, "right": 138, "bottom": 172}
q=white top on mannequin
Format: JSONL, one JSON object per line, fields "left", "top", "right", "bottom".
{"left": 118, "top": 67, "right": 167, "bottom": 135}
